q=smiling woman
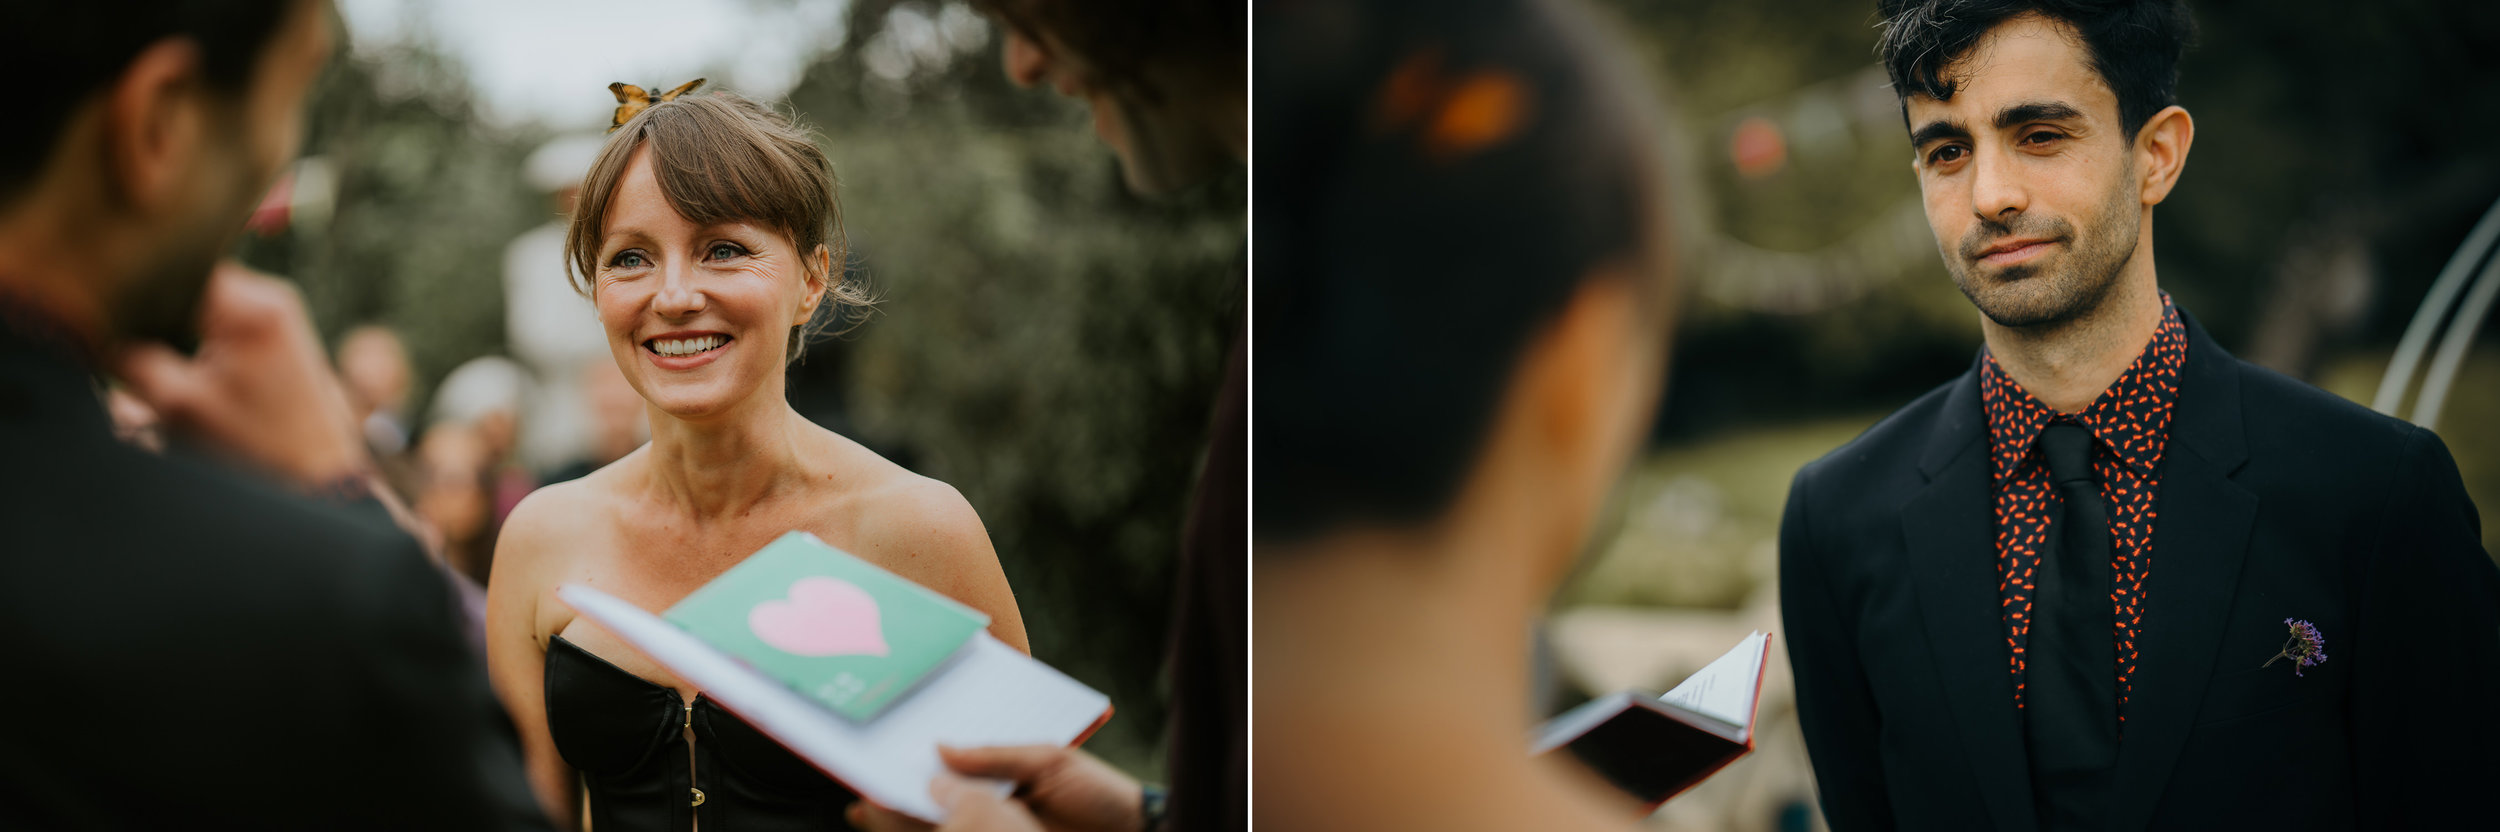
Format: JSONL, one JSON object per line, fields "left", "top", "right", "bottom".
{"left": 566, "top": 91, "right": 872, "bottom": 364}
{"left": 482, "top": 87, "right": 1028, "bottom": 832}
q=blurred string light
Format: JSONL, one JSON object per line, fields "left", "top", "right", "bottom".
{"left": 1683, "top": 64, "right": 1940, "bottom": 315}
{"left": 863, "top": 2, "right": 994, "bottom": 83}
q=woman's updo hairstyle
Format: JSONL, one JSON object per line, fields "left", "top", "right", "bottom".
{"left": 565, "top": 90, "right": 874, "bottom": 362}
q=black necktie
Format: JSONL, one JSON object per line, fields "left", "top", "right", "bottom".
{"left": 2025, "top": 421, "right": 2118, "bottom": 830}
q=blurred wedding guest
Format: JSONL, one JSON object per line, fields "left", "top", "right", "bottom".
{"left": 416, "top": 421, "right": 499, "bottom": 587}
{"left": 1252, "top": 0, "right": 1679, "bottom": 829}
{"left": 0, "top": 0, "right": 548, "bottom": 828}
{"left": 1780, "top": 2, "right": 2500, "bottom": 830}
{"left": 430, "top": 355, "right": 540, "bottom": 583}
{"left": 544, "top": 354, "right": 648, "bottom": 483}
{"left": 509, "top": 134, "right": 616, "bottom": 476}
{"left": 336, "top": 322, "right": 414, "bottom": 456}
{"left": 847, "top": 1, "right": 1245, "bottom": 830}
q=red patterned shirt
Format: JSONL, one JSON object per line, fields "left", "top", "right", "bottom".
{"left": 1980, "top": 293, "right": 2185, "bottom": 725}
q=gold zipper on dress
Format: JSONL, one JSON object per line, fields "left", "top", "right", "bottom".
{"left": 687, "top": 697, "right": 707, "bottom": 812}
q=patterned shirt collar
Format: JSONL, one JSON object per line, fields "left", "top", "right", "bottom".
{"left": 1978, "top": 292, "right": 2187, "bottom": 484}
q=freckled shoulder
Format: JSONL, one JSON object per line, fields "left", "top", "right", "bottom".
{"left": 846, "top": 471, "right": 1026, "bottom": 651}
{"left": 849, "top": 473, "right": 992, "bottom": 568}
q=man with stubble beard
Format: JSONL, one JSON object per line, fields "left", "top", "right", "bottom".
{"left": 0, "top": 1, "right": 546, "bottom": 827}
{"left": 1779, "top": 1, "right": 2500, "bottom": 830}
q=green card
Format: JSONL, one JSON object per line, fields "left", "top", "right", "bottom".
{"left": 664, "top": 531, "right": 990, "bottom": 721}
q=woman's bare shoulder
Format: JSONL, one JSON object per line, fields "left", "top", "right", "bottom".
{"left": 499, "top": 462, "right": 632, "bottom": 574}
{"left": 810, "top": 431, "right": 992, "bottom": 565}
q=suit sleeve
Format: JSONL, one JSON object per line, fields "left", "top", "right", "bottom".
{"left": 1778, "top": 465, "right": 1894, "bottom": 832}
{"left": 346, "top": 533, "right": 558, "bottom": 832}
{"left": 2349, "top": 426, "right": 2500, "bottom": 826}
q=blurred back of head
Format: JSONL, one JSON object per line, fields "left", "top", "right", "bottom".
{"left": 0, "top": 0, "right": 297, "bottom": 206}
{"left": 972, "top": 0, "right": 1243, "bottom": 97}
{"left": 1255, "top": 0, "right": 1678, "bottom": 545}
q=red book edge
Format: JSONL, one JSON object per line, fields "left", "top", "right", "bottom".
{"left": 701, "top": 658, "right": 1116, "bottom": 820}
{"left": 1636, "top": 630, "right": 1775, "bottom": 811}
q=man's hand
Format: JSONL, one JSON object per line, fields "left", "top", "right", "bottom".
{"left": 114, "top": 261, "right": 368, "bottom": 489}
{"left": 845, "top": 746, "right": 1147, "bottom": 832}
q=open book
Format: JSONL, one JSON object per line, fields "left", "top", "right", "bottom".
{"left": 557, "top": 532, "right": 1114, "bottom": 822}
{"left": 1533, "top": 631, "right": 1771, "bottom": 811}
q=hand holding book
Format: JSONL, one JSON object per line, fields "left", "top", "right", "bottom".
{"left": 846, "top": 745, "right": 1150, "bottom": 832}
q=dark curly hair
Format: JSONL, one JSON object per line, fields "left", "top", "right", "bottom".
{"left": 1876, "top": 0, "right": 2197, "bottom": 139}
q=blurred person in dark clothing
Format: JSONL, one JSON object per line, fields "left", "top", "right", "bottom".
{"left": 0, "top": 0, "right": 548, "bottom": 828}
{"left": 1780, "top": 2, "right": 2500, "bottom": 829}
{"left": 849, "top": 1, "right": 1246, "bottom": 831}
{"left": 1253, "top": 0, "right": 1679, "bottom": 828}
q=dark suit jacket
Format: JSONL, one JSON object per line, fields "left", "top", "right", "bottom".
{"left": 0, "top": 323, "right": 550, "bottom": 829}
{"left": 1779, "top": 311, "right": 2500, "bottom": 831}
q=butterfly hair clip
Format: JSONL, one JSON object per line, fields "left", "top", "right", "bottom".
{"left": 608, "top": 78, "right": 707, "bottom": 132}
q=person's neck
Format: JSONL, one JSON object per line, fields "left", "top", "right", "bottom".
{"left": 1255, "top": 522, "right": 1635, "bottom": 830}
{"left": 638, "top": 384, "right": 814, "bottom": 520}
{"left": 1980, "top": 257, "right": 2164, "bottom": 415}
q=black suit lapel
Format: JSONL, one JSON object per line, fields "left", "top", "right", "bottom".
{"left": 2104, "top": 313, "right": 2258, "bottom": 831}
{"left": 1902, "top": 364, "right": 2041, "bottom": 832}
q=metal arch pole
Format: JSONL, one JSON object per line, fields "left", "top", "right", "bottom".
{"left": 2411, "top": 248, "right": 2500, "bottom": 432}
{"left": 2374, "top": 194, "right": 2500, "bottom": 417}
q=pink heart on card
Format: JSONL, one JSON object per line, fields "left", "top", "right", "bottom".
{"left": 748, "top": 576, "right": 889, "bottom": 658}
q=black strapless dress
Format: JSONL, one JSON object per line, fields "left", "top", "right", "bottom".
{"left": 546, "top": 634, "right": 861, "bottom": 831}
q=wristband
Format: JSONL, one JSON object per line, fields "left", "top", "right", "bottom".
{"left": 1140, "top": 784, "right": 1168, "bottom": 832}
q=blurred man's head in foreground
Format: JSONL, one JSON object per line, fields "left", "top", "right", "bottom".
{"left": 0, "top": 0, "right": 331, "bottom": 350}
{"left": 1879, "top": 0, "right": 2196, "bottom": 329}
{"left": 1256, "top": 0, "right": 1680, "bottom": 580}
{"left": 973, "top": 0, "right": 1245, "bottom": 195}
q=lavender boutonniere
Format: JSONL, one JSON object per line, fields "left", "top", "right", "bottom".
{"left": 2263, "top": 618, "right": 2329, "bottom": 677}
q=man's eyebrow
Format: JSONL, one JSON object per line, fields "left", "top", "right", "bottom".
{"left": 1908, "top": 118, "right": 1971, "bottom": 149}
{"left": 1996, "top": 100, "right": 2086, "bottom": 129}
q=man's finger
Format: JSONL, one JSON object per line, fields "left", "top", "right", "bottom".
{"left": 931, "top": 774, "right": 1041, "bottom": 832}
{"left": 936, "top": 744, "right": 1066, "bottom": 781}
{"left": 113, "top": 344, "right": 206, "bottom": 417}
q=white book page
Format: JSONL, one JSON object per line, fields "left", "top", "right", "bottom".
{"left": 1657, "top": 631, "right": 1767, "bottom": 735}
{"left": 559, "top": 584, "right": 1112, "bottom": 822}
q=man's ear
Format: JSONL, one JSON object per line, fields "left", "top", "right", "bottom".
{"left": 2134, "top": 104, "right": 2194, "bottom": 207}
{"left": 104, "top": 38, "right": 209, "bottom": 213}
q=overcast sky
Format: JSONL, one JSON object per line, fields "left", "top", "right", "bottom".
{"left": 337, "top": 0, "right": 855, "bottom": 130}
